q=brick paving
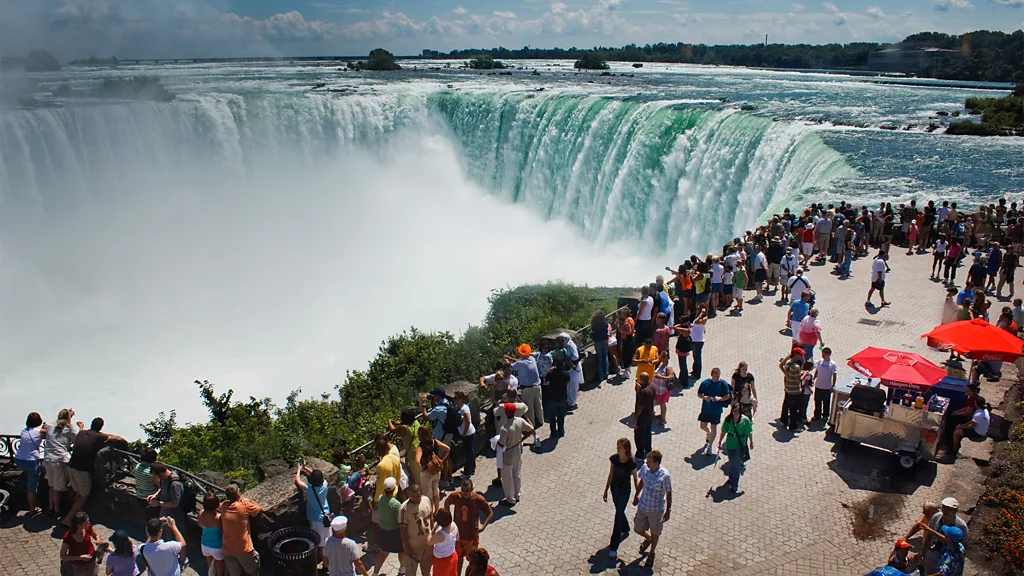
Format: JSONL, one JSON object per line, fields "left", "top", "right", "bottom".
{"left": 1, "top": 249, "right": 990, "bottom": 575}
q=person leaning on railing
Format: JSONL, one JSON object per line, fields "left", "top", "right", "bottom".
{"left": 134, "top": 447, "right": 160, "bottom": 521}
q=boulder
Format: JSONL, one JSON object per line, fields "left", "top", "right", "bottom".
{"left": 244, "top": 457, "right": 337, "bottom": 528}
{"left": 198, "top": 471, "right": 228, "bottom": 490}
{"left": 259, "top": 459, "right": 289, "bottom": 480}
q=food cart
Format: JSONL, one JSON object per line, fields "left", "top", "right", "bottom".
{"left": 834, "top": 347, "right": 949, "bottom": 469}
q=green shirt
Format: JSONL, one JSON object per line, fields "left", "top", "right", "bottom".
{"left": 722, "top": 415, "right": 753, "bottom": 450}
{"left": 733, "top": 268, "right": 747, "bottom": 290}
{"left": 394, "top": 421, "right": 421, "bottom": 456}
{"left": 378, "top": 494, "right": 401, "bottom": 531}
{"left": 337, "top": 464, "right": 352, "bottom": 484}
{"left": 134, "top": 462, "right": 157, "bottom": 499}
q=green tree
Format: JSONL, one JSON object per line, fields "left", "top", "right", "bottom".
{"left": 364, "top": 49, "right": 402, "bottom": 71}
{"left": 574, "top": 52, "right": 609, "bottom": 70}
{"left": 467, "top": 55, "right": 507, "bottom": 70}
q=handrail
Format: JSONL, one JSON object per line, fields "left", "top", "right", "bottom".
{"left": 110, "top": 448, "right": 228, "bottom": 495}
{"left": 571, "top": 304, "right": 630, "bottom": 350}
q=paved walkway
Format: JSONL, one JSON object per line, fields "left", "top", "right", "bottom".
{"left": 1, "top": 249, "right": 988, "bottom": 575}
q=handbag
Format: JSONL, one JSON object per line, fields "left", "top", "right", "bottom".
{"left": 727, "top": 418, "right": 751, "bottom": 461}
{"left": 309, "top": 483, "right": 332, "bottom": 528}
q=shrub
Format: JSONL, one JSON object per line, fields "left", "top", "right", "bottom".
{"left": 982, "top": 488, "right": 1024, "bottom": 566}
{"left": 574, "top": 52, "right": 609, "bottom": 70}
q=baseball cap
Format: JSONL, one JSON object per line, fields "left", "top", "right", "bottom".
{"left": 941, "top": 525, "right": 964, "bottom": 543}
{"left": 430, "top": 387, "right": 446, "bottom": 397}
{"left": 941, "top": 497, "right": 959, "bottom": 509}
{"left": 383, "top": 477, "right": 397, "bottom": 492}
{"left": 331, "top": 515, "right": 348, "bottom": 532}
{"left": 792, "top": 347, "right": 805, "bottom": 356}
{"left": 894, "top": 539, "right": 912, "bottom": 550}
{"left": 504, "top": 403, "right": 516, "bottom": 417}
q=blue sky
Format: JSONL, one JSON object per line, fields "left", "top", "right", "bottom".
{"left": 2, "top": 0, "right": 1022, "bottom": 60}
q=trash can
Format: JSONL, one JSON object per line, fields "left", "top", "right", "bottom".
{"left": 268, "top": 526, "right": 321, "bottom": 576}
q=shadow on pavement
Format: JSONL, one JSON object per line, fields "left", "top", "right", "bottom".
{"left": 707, "top": 483, "right": 743, "bottom": 503}
{"left": 683, "top": 447, "right": 718, "bottom": 471}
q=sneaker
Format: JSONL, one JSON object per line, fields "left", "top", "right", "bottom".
{"left": 703, "top": 444, "right": 713, "bottom": 456}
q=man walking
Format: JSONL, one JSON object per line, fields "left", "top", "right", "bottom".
{"left": 325, "top": 516, "right": 369, "bottom": 576}
{"left": 632, "top": 450, "right": 672, "bottom": 569}
{"left": 633, "top": 373, "right": 656, "bottom": 461}
{"left": 867, "top": 250, "right": 890, "bottom": 307}
{"left": 497, "top": 403, "right": 534, "bottom": 506}
{"left": 697, "top": 368, "right": 731, "bottom": 456}
{"left": 444, "top": 478, "right": 493, "bottom": 576}
{"left": 780, "top": 247, "right": 799, "bottom": 301}
{"left": 398, "top": 485, "right": 433, "bottom": 576}
{"left": 812, "top": 347, "right": 838, "bottom": 422}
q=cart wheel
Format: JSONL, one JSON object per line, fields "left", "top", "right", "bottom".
{"left": 898, "top": 454, "right": 916, "bottom": 470}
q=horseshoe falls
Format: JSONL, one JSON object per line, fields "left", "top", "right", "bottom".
{"left": 1, "top": 63, "right": 1019, "bottom": 432}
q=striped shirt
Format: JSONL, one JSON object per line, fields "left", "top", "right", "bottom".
{"left": 636, "top": 464, "right": 672, "bottom": 512}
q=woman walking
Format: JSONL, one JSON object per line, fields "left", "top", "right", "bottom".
{"left": 43, "top": 409, "right": 80, "bottom": 517}
{"left": 14, "top": 412, "right": 46, "bottom": 515}
{"left": 689, "top": 308, "right": 708, "bottom": 381}
{"left": 717, "top": 403, "right": 754, "bottom": 495}
{"left": 652, "top": 351, "right": 676, "bottom": 425}
{"left": 731, "top": 362, "right": 758, "bottom": 419}
{"left": 416, "top": 426, "right": 451, "bottom": 513}
{"left": 591, "top": 309, "right": 611, "bottom": 382}
{"left": 603, "top": 438, "right": 639, "bottom": 559}
{"left": 429, "top": 509, "right": 460, "bottom": 576}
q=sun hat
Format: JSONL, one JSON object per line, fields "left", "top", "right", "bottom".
{"left": 941, "top": 497, "right": 960, "bottom": 509}
{"left": 805, "top": 223, "right": 814, "bottom": 229}
{"left": 503, "top": 403, "right": 516, "bottom": 417}
{"left": 518, "top": 343, "right": 532, "bottom": 357}
{"left": 941, "top": 525, "right": 964, "bottom": 543}
{"left": 331, "top": 515, "right": 348, "bottom": 532}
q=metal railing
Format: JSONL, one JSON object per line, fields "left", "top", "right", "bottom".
{"left": 571, "top": 304, "right": 630, "bottom": 350}
{"left": 109, "top": 448, "right": 227, "bottom": 496}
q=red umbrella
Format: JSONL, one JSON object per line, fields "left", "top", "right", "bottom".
{"left": 847, "top": 347, "right": 947, "bottom": 390}
{"left": 922, "top": 318, "right": 1024, "bottom": 362}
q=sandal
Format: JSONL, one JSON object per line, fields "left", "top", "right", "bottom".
{"left": 644, "top": 552, "right": 656, "bottom": 567}
{"left": 639, "top": 539, "right": 651, "bottom": 554}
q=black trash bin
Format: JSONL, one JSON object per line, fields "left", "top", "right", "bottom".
{"left": 268, "top": 526, "right": 321, "bottom": 576}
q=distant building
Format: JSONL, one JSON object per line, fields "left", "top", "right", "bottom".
{"left": 867, "top": 47, "right": 961, "bottom": 77}
{"left": 422, "top": 49, "right": 440, "bottom": 58}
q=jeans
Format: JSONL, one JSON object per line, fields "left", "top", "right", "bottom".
{"left": 944, "top": 258, "right": 957, "bottom": 282}
{"left": 800, "top": 394, "right": 811, "bottom": 424}
{"left": 634, "top": 416, "right": 653, "bottom": 459}
{"left": 594, "top": 339, "right": 610, "bottom": 381}
{"left": 15, "top": 458, "right": 41, "bottom": 493}
{"left": 676, "top": 354, "right": 689, "bottom": 387}
{"left": 840, "top": 250, "right": 853, "bottom": 276}
{"left": 462, "top": 434, "right": 477, "bottom": 477}
{"left": 725, "top": 448, "right": 744, "bottom": 490}
{"left": 548, "top": 401, "right": 567, "bottom": 437}
{"left": 690, "top": 342, "right": 704, "bottom": 379}
{"left": 813, "top": 388, "right": 833, "bottom": 421}
{"left": 610, "top": 485, "right": 631, "bottom": 550}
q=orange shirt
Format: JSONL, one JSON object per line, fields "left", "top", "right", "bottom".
{"left": 618, "top": 317, "right": 635, "bottom": 338}
{"left": 218, "top": 498, "right": 263, "bottom": 555}
{"left": 634, "top": 345, "right": 659, "bottom": 384}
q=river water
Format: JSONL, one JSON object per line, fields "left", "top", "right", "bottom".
{"left": 1, "top": 60, "right": 1020, "bottom": 434}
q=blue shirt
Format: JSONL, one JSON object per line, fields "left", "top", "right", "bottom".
{"left": 789, "top": 300, "right": 809, "bottom": 323}
{"left": 658, "top": 291, "right": 672, "bottom": 315}
{"left": 957, "top": 288, "right": 973, "bottom": 305}
{"left": 698, "top": 378, "right": 731, "bottom": 415}
{"left": 988, "top": 249, "right": 1002, "bottom": 274}
{"left": 511, "top": 355, "right": 541, "bottom": 388}
{"left": 306, "top": 482, "right": 329, "bottom": 523}
{"left": 428, "top": 402, "right": 449, "bottom": 440}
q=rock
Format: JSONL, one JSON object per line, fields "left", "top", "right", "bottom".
{"left": 245, "top": 457, "right": 338, "bottom": 528}
{"left": 259, "top": 459, "right": 289, "bottom": 479}
{"left": 198, "top": 471, "right": 228, "bottom": 490}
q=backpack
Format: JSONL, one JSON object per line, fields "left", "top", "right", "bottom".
{"left": 440, "top": 399, "right": 462, "bottom": 436}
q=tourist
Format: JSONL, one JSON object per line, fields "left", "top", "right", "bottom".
{"left": 967, "top": 254, "right": 987, "bottom": 290}
{"left": 787, "top": 268, "right": 811, "bottom": 307}
{"left": 398, "top": 485, "right": 433, "bottom": 576}
{"left": 717, "top": 402, "right": 754, "bottom": 495}
{"left": 429, "top": 510, "right": 460, "bottom": 576}
{"left": 697, "top": 368, "right": 731, "bottom": 456}
{"left": 766, "top": 237, "right": 784, "bottom": 292}
{"left": 671, "top": 320, "right": 692, "bottom": 388}
{"left": 66, "top": 418, "right": 126, "bottom": 526}
{"left": 787, "top": 290, "right": 811, "bottom": 342}
{"left": 324, "top": 516, "right": 369, "bottom": 576}
{"left": 797, "top": 309, "right": 824, "bottom": 360}
{"left": 652, "top": 350, "right": 676, "bottom": 425}
{"left": 986, "top": 243, "right": 1002, "bottom": 291}
{"left": 147, "top": 463, "right": 185, "bottom": 529}
{"left": 931, "top": 234, "right": 949, "bottom": 279}
{"left": 218, "top": 484, "right": 263, "bottom": 576}
{"left": 692, "top": 262, "right": 710, "bottom": 311}
{"left": 752, "top": 245, "right": 768, "bottom": 302}
{"left": 814, "top": 212, "right": 833, "bottom": 262}
{"left": 633, "top": 373, "right": 656, "bottom": 461}
{"left": 942, "top": 240, "right": 962, "bottom": 285}
{"left": 371, "top": 477, "right": 403, "bottom": 575}
{"left": 452, "top": 392, "right": 477, "bottom": 478}
{"left": 591, "top": 309, "right": 611, "bottom": 381}
{"left": 104, "top": 530, "right": 139, "bottom": 576}
{"left": 508, "top": 344, "right": 543, "bottom": 445}
{"left": 636, "top": 285, "right": 654, "bottom": 342}
{"left": 424, "top": 388, "right": 456, "bottom": 446}
{"left": 652, "top": 312, "right": 671, "bottom": 361}
{"left": 466, "top": 547, "right": 501, "bottom": 576}
{"left": 198, "top": 492, "right": 225, "bottom": 576}
{"left": 416, "top": 425, "right": 450, "bottom": 513}
{"left": 544, "top": 354, "right": 570, "bottom": 439}
{"left": 997, "top": 245, "right": 1019, "bottom": 298}
{"left": 490, "top": 393, "right": 526, "bottom": 489}
{"left": 904, "top": 501, "right": 941, "bottom": 542}
{"left": 632, "top": 336, "right": 659, "bottom": 387}
{"left": 479, "top": 364, "right": 517, "bottom": 407}
{"left": 42, "top": 409, "right": 81, "bottom": 518}
{"left": 616, "top": 309, "right": 636, "bottom": 379}
{"left": 800, "top": 223, "right": 815, "bottom": 267}
{"left": 13, "top": 412, "right": 46, "bottom": 515}
{"left": 780, "top": 247, "right": 799, "bottom": 301}
{"left": 905, "top": 221, "right": 918, "bottom": 256}
{"left": 780, "top": 349, "right": 807, "bottom": 432}
{"left": 922, "top": 498, "right": 969, "bottom": 574}
{"left": 140, "top": 517, "right": 187, "bottom": 576}
{"left": 132, "top": 448, "right": 160, "bottom": 521}
{"left": 709, "top": 257, "right": 724, "bottom": 311}
{"left": 497, "top": 403, "right": 534, "bottom": 506}
{"left": 800, "top": 360, "right": 815, "bottom": 425}
{"left": 732, "top": 260, "right": 747, "bottom": 312}
{"left": 604, "top": 438, "right": 639, "bottom": 559}
{"left": 689, "top": 308, "right": 708, "bottom": 381}
{"left": 655, "top": 280, "right": 673, "bottom": 326}
{"left": 388, "top": 408, "right": 422, "bottom": 487}
{"left": 951, "top": 396, "right": 990, "bottom": 457}
{"left": 60, "top": 512, "right": 102, "bottom": 576}
{"left": 867, "top": 250, "right": 891, "bottom": 307}
{"left": 812, "top": 347, "right": 838, "bottom": 422}
{"left": 941, "top": 288, "right": 958, "bottom": 324}
{"left": 731, "top": 362, "right": 758, "bottom": 419}
{"left": 917, "top": 523, "right": 966, "bottom": 576}
{"left": 722, "top": 264, "right": 735, "bottom": 309}
{"left": 443, "top": 478, "right": 492, "bottom": 576}
{"left": 294, "top": 462, "right": 330, "bottom": 567}
{"left": 1013, "top": 299, "right": 1024, "bottom": 332}
{"left": 839, "top": 228, "right": 855, "bottom": 279}
{"left": 632, "top": 450, "right": 672, "bottom": 569}
{"left": 563, "top": 333, "right": 584, "bottom": 410}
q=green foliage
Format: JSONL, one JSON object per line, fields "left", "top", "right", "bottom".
{"left": 364, "top": 49, "right": 402, "bottom": 71}
{"left": 467, "top": 55, "right": 507, "bottom": 70}
{"left": 949, "top": 96, "right": 1024, "bottom": 136}
{"left": 574, "top": 52, "right": 609, "bottom": 70}
{"left": 145, "top": 283, "right": 628, "bottom": 484}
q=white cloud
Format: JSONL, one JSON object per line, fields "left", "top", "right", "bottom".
{"left": 493, "top": 11, "right": 517, "bottom": 19}
{"left": 933, "top": 0, "right": 974, "bottom": 10}
{"left": 220, "top": 11, "right": 338, "bottom": 41}
{"left": 992, "top": 0, "right": 1023, "bottom": 6}
{"left": 452, "top": 7, "right": 468, "bottom": 15}
{"left": 867, "top": 5, "right": 886, "bottom": 19}
{"left": 791, "top": 3, "right": 806, "bottom": 12}
{"left": 822, "top": 2, "right": 847, "bottom": 26}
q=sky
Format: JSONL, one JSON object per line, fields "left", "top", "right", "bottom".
{"left": 1, "top": 0, "right": 1022, "bottom": 60}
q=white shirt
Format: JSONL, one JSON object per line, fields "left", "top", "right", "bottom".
{"left": 638, "top": 296, "right": 654, "bottom": 321}
{"left": 324, "top": 536, "right": 361, "bottom": 576}
{"left": 938, "top": 206, "right": 950, "bottom": 222}
{"left": 971, "top": 408, "right": 990, "bottom": 437}
{"left": 813, "top": 360, "right": 838, "bottom": 389}
{"left": 139, "top": 541, "right": 182, "bottom": 576}
{"left": 788, "top": 274, "right": 810, "bottom": 302}
{"left": 934, "top": 239, "right": 948, "bottom": 255}
{"left": 689, "top": 323, "right": 705, "bottom": 343}
{"left": 725, "top": 253, "right": 741, "bottom": 269}
{"left": 432, "top": 524, "right": 459, "bottom": 558}
{"left": 781, "top": 254, "right": 799, "bottom": 274}
{"left": 871, "top": 257, "right": 887, "bottom": 282}
{"left": 459, "top": 404, "right": 475, "bottom": 437}
{"left": 711, "top": 263, "right": 724, "bottom": 283}
{"left": 483, "top": 373, "right": 518, "bottom": 390}
{"left": 755, "top": 252, "right": 768, "bottom": 270}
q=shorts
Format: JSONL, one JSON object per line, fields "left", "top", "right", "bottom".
{"left": 202, "top": 545, "right": 225, "bottom": 561}
{"left": 69, "top": 468, "right": 93, "bottom": 497}
{"left": 310, "top": 520, "right": 331, "bottom": 545}
{"left": 421, "top": 469, "right": 441, "bottom": 500}
{"left": 43, "top": 461, "right": 70, "bottom": 492}
{"left": 872, "top": 279, "right": 885, "bottom": 291}
{"left": 14, "top": 458, "right": 41, "bottom": 492}
{"left": 933, "top": 252, "right": 945, "bottom": 264}
{"left": 455, "top": 537, "right": 479, "bottom": 558}
{"left": 698, "top": 412, "right": 722, "bottom": 425}
{"left": 711, "top": 283, "right": 723, "bottom": 294}
{"left": 754, "top": 269, "right": 767, "bottom": 283}
{"left": 1001, "top": 269, "right": 1016, "bottom": 283}
{"left": 225, "top": 550, "right": 260, "bottom": 576}
{"left": 655, "top": 391, "right": 671, "bottom": 404}
{"left": 682, "top": 288, "right": 694, "bottom": 299}
{"left": 802, "top": 242, "right": 813, "bottom": 256}
{"left": 733, "top": 287, "right": 744, "bottom": 298}
{"left": 964, "top": 429, "right": 986, "bottom": 441}
{"left": 634, "top": 509, "right": 665, "bottom": 536}
{"left": 695, "top": 292, "right": 709, "bottom": 303}
{"left": 380, "top": 528, "right": 404, "bottom": 554}
{"left": 723, "top": 284, "right": 733, "bottom": 295}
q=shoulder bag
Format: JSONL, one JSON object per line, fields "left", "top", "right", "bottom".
{"left": 309, "top": 483, "right": 333, "bottom": 528}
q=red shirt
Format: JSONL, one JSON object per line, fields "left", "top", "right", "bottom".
{"left": 63, "top": 527, "right": 97, "bottom": 566}
{"left": 801, "top": 229, "right": 814, "bottom": 243}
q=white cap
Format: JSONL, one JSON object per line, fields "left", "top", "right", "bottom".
{"left": 941, "top": 497, "right": 959, "bottom": 509}
{"left": 383, "top": 477, "right": 398, "bottom": 492}
{"left": 331, "top": 515, "right": 348, "bottom": 532}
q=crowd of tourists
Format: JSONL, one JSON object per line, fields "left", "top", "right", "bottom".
{"left": 14, "top": 198, "right": 1017, "bottom": 575}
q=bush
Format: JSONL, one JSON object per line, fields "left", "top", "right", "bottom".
{"left": 574, "top": 52, "right": 609, "bottom": 70}
{"left": 982, "top": 487, "right": 1024, "bottom": 566}
{"left": 949, "top": 96, "right": 1023, "bottom": 136}
{"left": 364, "top": 49, "right": 401, "bottom": 71}
{"left": 467, "top": 56, "right": 507, "bottom": 70}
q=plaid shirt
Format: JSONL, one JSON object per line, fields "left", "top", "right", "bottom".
{"left": 636, "top": 464, "right": 672, "bottom": 512}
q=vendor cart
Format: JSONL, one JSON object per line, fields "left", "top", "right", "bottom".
{"left": 835, "top": 347, "right": 949, "bottom": 469}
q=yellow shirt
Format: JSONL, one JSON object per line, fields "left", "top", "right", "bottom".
{"left": 374, "top": 453, "right": 402, "bottom": 502}
{"left": 634, "top": 345, "right": 659, "bottom": 384}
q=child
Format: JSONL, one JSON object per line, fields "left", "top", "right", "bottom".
{"left": 722, "top": 265, "right": 734, "bottom": 309}
{"left": 906, "top": 221, "right": 918, "bottom": 255}
{"left": 941, "top": 287, "right": 958, "bottom": 325}
{"left": 732, "top": 263, "right": 747, "bottom": 312}
{"left": 800, "top": 360, "right": 815, "bottom": 426}
{"left": 1012, "top": 298, "right": 1024, "bottom": 334}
